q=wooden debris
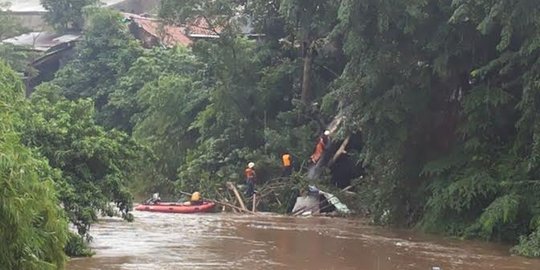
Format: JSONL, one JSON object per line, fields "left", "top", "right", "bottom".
{"left": 226, "top": 181, "right": 246, "bottom": 211}
{"left": 212, "top": 199, "right": 257, "bottom": 215}
{"left": 328, "top": 135, "right": 350, "bottom": 167}
{"left": 252, "top": 192, "right": 257, "bottom": 212}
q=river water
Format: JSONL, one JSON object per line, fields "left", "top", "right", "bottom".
{"left": 67, "top": 210, "right": 540, "bottom": 270}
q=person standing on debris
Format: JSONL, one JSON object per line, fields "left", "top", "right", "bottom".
{"left": 281, "top": 152, "right": 292, "bottom": 177}
{"left": 310, "top": 130, "right": 330, "bottom": 164}
{"left": 245, "top": 162, "right": 257, "bottom": 197}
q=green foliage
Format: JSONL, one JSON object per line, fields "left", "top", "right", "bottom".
{"left": 331, "top": 0, "right": 540, "bottom": 255}
{"left": 159, "top": 0, "right": 239, "bottom": 34}
{"left": 11, "top": 0, "right": 540, "bottom": 259}
{"left": 64, "top": 232, "right": 93, "bottom": 257}
{"left": 106, "top": 46, "right": 202, "bottom": 132}
{"left": 41, "top": 0, "right": 98, "bottom": 31}
{"left": 0, "top": 43, "right": 38, "bottom": 75}
{"left": 21, "top": 84, "right": 146, "bottom": 236}
{"left": 53, "top": 7, "right": 143, "bottom": 123}
{"left": 513, "top": 227, "right": 540, "bottom": 257}
{"left": 0, "top": 61, "right": 68, "bottom": 269}
{"left": 0, "top": 1, "right": 26, "bottom": 39}
{"left": 0, "top": 2, "right": 36, "bottom": 75}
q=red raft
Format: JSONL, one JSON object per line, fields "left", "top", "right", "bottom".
{"left": 135, "top": 201, "right": 215, "bottom": 214}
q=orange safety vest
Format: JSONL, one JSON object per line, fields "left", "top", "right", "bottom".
{"left": 310, "top": 140, "right": 325, "bottom": 163}
{"left": 282, "top": 154, "right": 291, "bottom": 167}
{"left": 245, "top": 168, "right": 256, "bottom": 179}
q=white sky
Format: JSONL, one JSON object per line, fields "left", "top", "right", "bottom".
{"left": 5, "top": 0, "right": 126, "bottom": 12}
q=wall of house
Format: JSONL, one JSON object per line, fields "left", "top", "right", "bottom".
{"left": 11, "top": 12, "right": 49, "bottom": 31}
{"left": 128, "top": 22, "right": 159, "bottom": 48}
{"left": 111, "top": 0, "right": 160, "bottom": 14}
{"left": 8, "top": 0, "right": 161, "bottom": 32}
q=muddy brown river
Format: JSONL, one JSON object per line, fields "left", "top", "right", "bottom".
{"left": 67, "top": 211, "right": 540, "bottom": 270}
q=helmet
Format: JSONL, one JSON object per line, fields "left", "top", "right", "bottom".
{"left": 248, "top": 162, "right": 255, "bottom": 168}
{"left": 191, "top": 192, "right": 201, "bottom": 201}
{"left": 324, "top": 130, "right": 330, "bottom": 136}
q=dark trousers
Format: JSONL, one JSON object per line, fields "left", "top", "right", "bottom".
{"left": 245, "top": 179, "right": 255, "bottom": 197}
{"left": 282, "top": 166, "right": 292, "bottom": 177}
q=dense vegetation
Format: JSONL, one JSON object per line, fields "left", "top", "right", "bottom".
{"left": 0, "top": 3, "right": 148, "bottom": 265}
{"left": 41, "top": 0, "right": 98, "bottom": 31}
{"left": 1, "top": 0, "right": 540, "bottom": 263}
{"left": 0, "top": 61, "right": 68, "bottom": 269}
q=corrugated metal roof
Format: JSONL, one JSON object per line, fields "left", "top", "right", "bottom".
{"left": 2, "top": 32, "right": 81, "bottom": 51}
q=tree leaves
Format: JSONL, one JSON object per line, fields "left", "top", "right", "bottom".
{"left": 41, "top": 0, "right": 98, "bottom": 31}
{"left": 21, "top": 84, "right": 145, "bottom": 239}
{"left": 0, "top": 61, "right": 68, "bottom": 269}
{"left": 332, "top": 0, "right": 540, "bottom": 254}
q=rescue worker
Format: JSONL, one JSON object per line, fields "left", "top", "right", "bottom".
{"left": 310, "top": 130, "right": 330, "bottom": 164}
{"left": 245, "top": 162, "right": 256, "bottom": 197}
{"left": 147, "top": 193, "right": 161, "bottom": 204}
{"left": 281, "top": 152, "right": 292, "bottom": 177}
{"left": 190, "top": 191, "right": 203, "bottom": 205}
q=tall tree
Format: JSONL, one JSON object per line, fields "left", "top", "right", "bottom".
{"left": 41, "top": 0, "right": 98, "bottom": 31}
{"left": 21, "top": 84, "right": 146, "bottom": 237}
{"left": 331, "top": 0, "right": 540, "bottom": 255}
{"left": 276, "top": 0, "right": 340, "bottom": 103}
{"left": 52, "top": 7, "right": 142, "bottom": 127}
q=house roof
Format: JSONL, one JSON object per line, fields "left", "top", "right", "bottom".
{"left": 1, "top": 32, "right": 81, "bottom": 51}
{"left": 185, "top": 16, "right": 264, "bottom": 38}
{"left": 122, "top": 12, "right": 192, "bottom": 47}
{"left": 185, "top": 17, "right": 221, "bottom": 38}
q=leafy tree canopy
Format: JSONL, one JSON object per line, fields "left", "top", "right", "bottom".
{"left": 41, "top": 0, "right": 98, "bottom": 31}
{"left": 0, "top": 61, "right": 68, "bottom": 269}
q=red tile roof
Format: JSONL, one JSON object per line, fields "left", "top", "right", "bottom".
{"left": 185, "top": 17, "right": 222, "bottom": 38}
{"left": 123, "top": 13, "right": 192, "bottom": 47}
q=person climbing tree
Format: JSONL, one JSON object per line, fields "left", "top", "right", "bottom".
{"left": 245, "top": 162, "right": 257, "bottom": 197}
{"left": 281, "top": 152, "right": 293, "bottom": 177}
{"left": 310, "top": 130, "right": 330, "bottom": 164}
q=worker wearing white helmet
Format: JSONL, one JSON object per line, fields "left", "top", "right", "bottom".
{"left": 245, "top": 162, "right": 257, "bottom": 197}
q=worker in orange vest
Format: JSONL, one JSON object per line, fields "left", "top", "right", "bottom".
{"left": 281, "top": 152, "right": 292, "bottom": 177}
{"left": 310, "top": 130, "right": 330, "bottom": 164}
{"left": 245, "top": 162, "right": 256, "bottom": 197}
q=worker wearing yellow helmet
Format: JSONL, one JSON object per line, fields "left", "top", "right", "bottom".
{"left": 190, "top": 191, "right": 203, "bottom": 205}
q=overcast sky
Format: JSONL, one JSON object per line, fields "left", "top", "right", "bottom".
{"left": 5, "top": 0, "right": 126, "bottom": 12}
